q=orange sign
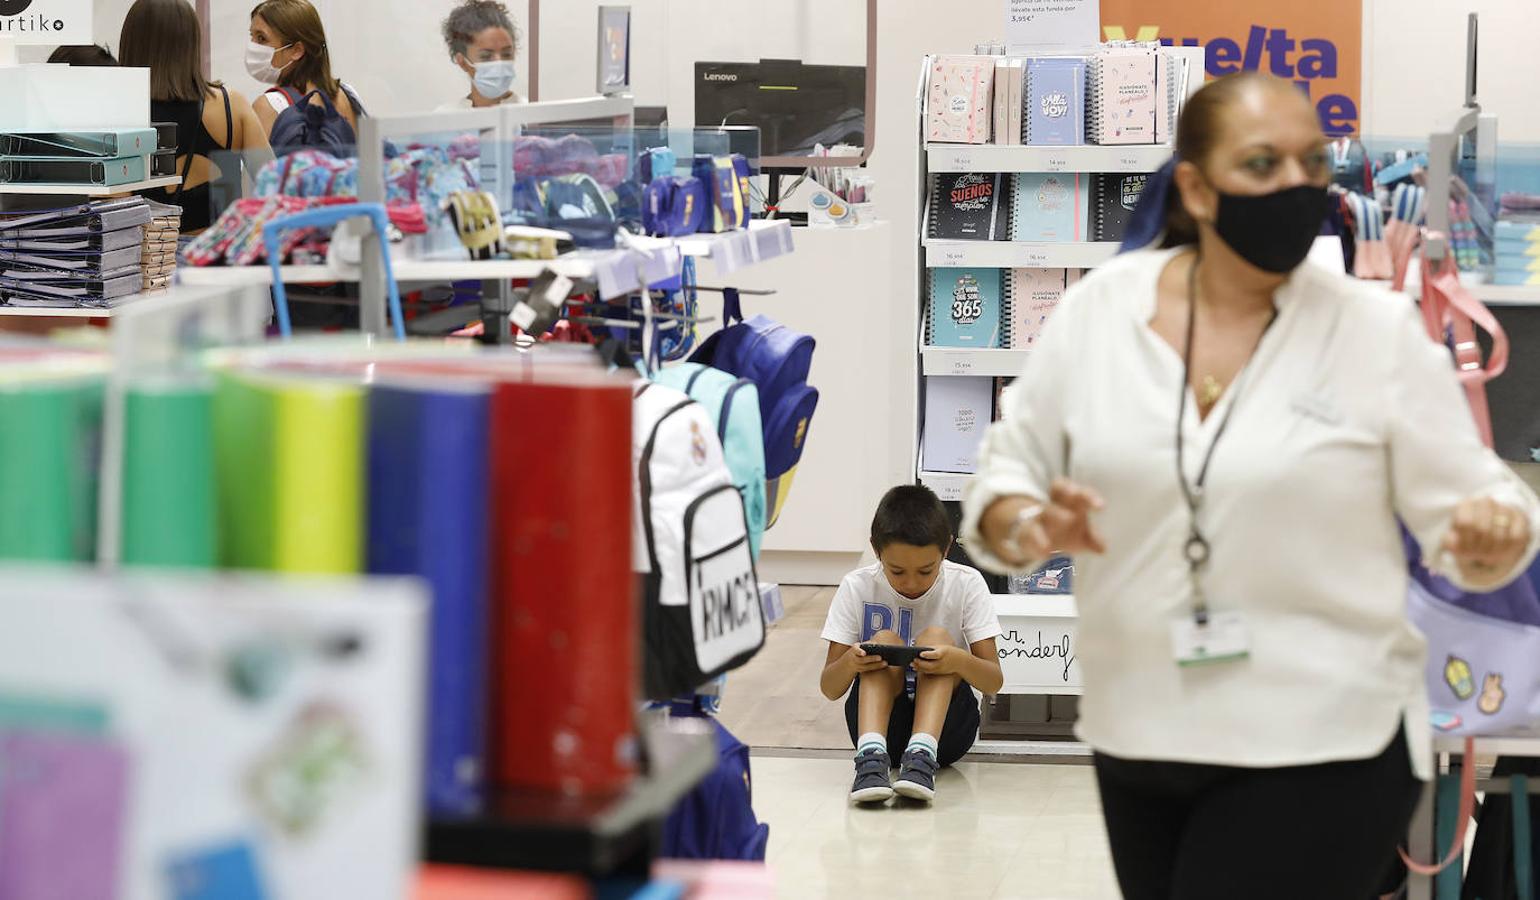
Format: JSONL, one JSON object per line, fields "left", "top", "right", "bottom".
{"left": 1100, "top": 2, "right": 1363, "bottom": 136}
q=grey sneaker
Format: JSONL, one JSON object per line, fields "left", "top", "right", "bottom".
{"left": 893, "top": 748, "right": 938, "bottom": 802}
{"left": 849, "top": 747, "right": 894, "bottom": 804}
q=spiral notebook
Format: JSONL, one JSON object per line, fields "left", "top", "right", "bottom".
{"left": 1089, "top": 47, "right": 1160, "bottom": 145}
{"left": 1008, "top": 268, "right": 1068, "bottom": 349}
{"left": 1024, "top": 57, "right": 1087, "bottom": 146}
{"left": 1008, "top": 172, "right": 1088, "bottom": 242}
{"left": 927, "top": 267, "right": 1003, "bottom": 349}
{"left": 927, "top": 172, "right": 1009, "bottom": 240}
{"left": 1092, "top": 173, "right": 1149, "bottom": 242}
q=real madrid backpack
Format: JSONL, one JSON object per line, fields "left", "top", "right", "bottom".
{"left": 632, "top": 382, "right": 765, "bottom": 701}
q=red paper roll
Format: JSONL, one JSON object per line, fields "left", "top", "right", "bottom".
{"left": 487, "top": 377, "right": 637, "bottom": 796}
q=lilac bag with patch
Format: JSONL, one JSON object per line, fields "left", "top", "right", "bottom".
{"left": 1406, "top": 529, "right": 1540, "bottom": 737}
{"left": 1403, "top": 251, "right": 1540, "bottom": 739}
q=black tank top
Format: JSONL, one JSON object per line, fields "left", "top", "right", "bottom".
{"left": 144, "top": 84, "right": 234, "bottom": 233}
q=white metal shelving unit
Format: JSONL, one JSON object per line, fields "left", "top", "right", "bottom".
{"left": 915, "top": 48, "right": 1206, "bottom": 715}
{"left": 0, "top": 174, "right": 183, "bottom": 197}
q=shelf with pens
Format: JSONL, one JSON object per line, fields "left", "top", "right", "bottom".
{"left": 0, "top": 333, "right": 714, "bottom": 878}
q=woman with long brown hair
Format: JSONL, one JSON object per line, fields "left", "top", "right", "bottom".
{"left": 119, "top": 0, "right": 269, "bottom": 233}
{"left": 247, "top": 0, "right": 364, "bottom": 141}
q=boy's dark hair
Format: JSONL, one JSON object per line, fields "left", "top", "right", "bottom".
{"left": 47, "top": 45, "right": 117, "bottom": 67}
{"left": 870, "top": 485, "right": 952, "bottom": 552}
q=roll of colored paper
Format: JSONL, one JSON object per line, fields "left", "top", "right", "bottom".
{"left": 272, "top": 379, "right": 365, "bottom": 574}
{"left": 0, "top": 377, "right": 103, "bottom": 562}
{"left": 213, "top": 371, "right": 364, "bottom": 574}
{"left": 213, "top": 371, "right": 277, "bottom": 570}
{"left": 488, "top": 376, "right": 636, "bottom": 797}
{"left": 368, "top": 381, "right": 492, "bottom": 817}
{"left": 121, "top": 378, "right": 216, "bottom": 568}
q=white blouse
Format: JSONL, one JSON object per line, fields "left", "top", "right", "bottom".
{"left": 961, "top": 247, "right": 1540, "bottom": 778}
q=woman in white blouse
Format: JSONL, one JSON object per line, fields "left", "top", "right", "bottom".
{"left": 963, "top": 72, "right": 1540, "bottom": 898}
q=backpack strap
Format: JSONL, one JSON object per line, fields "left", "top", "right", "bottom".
{"left": 721, "top": 287, "right": 744, "bottom": 327}
{"left": 1399, "top": 737, "right": 1478, "bottom": 880}
{"left": 264, "top": 86, "right": 301, "bottom": 113}
{"left": 1419, "top": 246, "right": 1508, "bottom": 448}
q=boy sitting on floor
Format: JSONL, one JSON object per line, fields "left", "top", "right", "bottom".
{"left": 820, "top": 485, "right": 1004, "bottom": 805}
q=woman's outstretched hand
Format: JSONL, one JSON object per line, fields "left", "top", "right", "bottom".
{"left": 1442, "top": 496, "right": 1532, "bottom": 588}
{"left": 984, "top": 478, "right": 1108, "bottom": 568}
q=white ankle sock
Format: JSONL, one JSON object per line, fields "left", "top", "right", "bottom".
{"left": 856, "top": 732, "right": 886, "bottom": 759}
{"left": 907, "top": 733, "right": 939, "bottom": 760}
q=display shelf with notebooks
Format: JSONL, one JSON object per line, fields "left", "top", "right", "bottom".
{"left": 926, "top": 142, "right": 1173, "bottom": 174}
{"left": 920, "top": 346, "right": 1030, "bottom": 377}
{"left": 923, "top": 239, "right": 1119, "bottom": 270}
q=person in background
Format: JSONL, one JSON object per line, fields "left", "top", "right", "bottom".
{"left": 964, "top": 71, "right": 1540, "bottom": 899}
{"left": 820, "top": 485, "right": 1003, "bottom": 806}
{"left": 248, "top": 0, "right": 363, "bottom": 138}
{"left": 439, "top": 0, "right": 524, "bottom": 111}
{"left": 120, "top": 0, "right": 269, "bottom": 234}
{"left": 47, "top": 45, "right": 117, "bottom": 66}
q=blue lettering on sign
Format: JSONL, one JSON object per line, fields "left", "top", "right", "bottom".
{"left": 861, "top": 604, "right": 915, "bottom": 645}
{"left": 1148, "top": 25, "right": 1358, "bottom": 136}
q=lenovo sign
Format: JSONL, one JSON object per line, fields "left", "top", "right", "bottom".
{"left": 0, "top": 0, "right": 90, "bottom": 44}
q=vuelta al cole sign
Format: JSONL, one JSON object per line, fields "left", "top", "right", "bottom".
{"left": 1100, "top": 0, "right": 1363, "bottom": 137}
{"left": 0, "top": 0, "right": 92, "bottom": 44}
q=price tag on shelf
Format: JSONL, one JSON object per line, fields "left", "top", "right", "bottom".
{"left": 1117, "top": 154, "right": 1142, "bottom": 169}
{"left": 1005, "top": 0, "right": 1100, "bottom": 53}
{"left": 1024, "top": 250, "right": 1050, "bottom": 265}
{"left": 1044, "top": 156, "right": 1069, "bottom": 172}
{"left": 938, "top": 246, "right": 969, "bottom": 267}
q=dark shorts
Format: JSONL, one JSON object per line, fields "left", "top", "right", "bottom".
{"left": 843, "top": 677, "right": 981, "bottom": 767}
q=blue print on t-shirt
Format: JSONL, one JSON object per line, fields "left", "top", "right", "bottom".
{"left": 862, "top": 603, "right": 914, "bottom": 645}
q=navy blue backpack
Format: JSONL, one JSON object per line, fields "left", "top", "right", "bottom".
{"left": 691, "top": 291, "right": 818, "bottom": 527}
{"left": 661, "top": 710, "right": 770, "bottom": 861}
{"left": 267, "top": 86, "right": 364, "bottom": 159}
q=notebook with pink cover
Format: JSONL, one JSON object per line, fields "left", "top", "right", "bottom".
{"left": 1092, "top": 47, "right": 1159, "bottom": 145}
{"left": 1009, "top": 268, "right": 1068, "bottom": 349}
{"left": 927, "top": 55, "right": 996, "bottom": 144}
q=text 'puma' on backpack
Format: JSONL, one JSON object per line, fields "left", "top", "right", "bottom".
{"left": 691, "top": 291, "right": 818, "bottom": 528}
{"left": 633, "top": 382, "right": 765, "bottom": 701}
{"left": 267, "top": 86, "right": 365, "bottom": 159}
{"left": 652, "top": 362, "right": 767, "bottom": 561}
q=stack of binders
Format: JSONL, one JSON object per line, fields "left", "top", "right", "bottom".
{"left": 0, "top": 198, "right": 153, "bottom": 308}
{"left": 0, "top": 128, "right": 166, "bottom": 188}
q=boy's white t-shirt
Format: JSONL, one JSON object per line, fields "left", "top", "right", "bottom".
{"left": 821, "top": 560, "right": 1003, "bottom": 649}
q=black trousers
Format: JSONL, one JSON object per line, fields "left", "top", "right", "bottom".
{"left": 844, "top": 677, "right": 980, "bottom": 767}
{"left": 1093, "top": 728, "right": 1422, "bottom": 900}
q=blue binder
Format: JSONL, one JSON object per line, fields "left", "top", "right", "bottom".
{"left": 367, "top": 383, "right": 493, "bottom": 817}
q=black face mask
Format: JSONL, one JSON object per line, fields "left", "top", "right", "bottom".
{"left": 1211, "top": 184, "right": 1331, "bottom": 274}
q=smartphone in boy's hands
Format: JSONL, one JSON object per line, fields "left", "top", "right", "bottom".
{"left": 860, "top": 643, "right": 936, "bottom": 668}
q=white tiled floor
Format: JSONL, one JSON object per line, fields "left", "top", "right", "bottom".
{"left": 751, "top": 752, "right": 1122, "bottom": 899}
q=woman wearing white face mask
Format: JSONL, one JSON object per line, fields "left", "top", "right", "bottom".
{"left": 247, "top": 0, "right": 364, "bottom": 141}
{"left": 438, "top": 0, "right": 524, "bottom": 111}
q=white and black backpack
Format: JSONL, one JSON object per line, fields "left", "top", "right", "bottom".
{"left": 633, "top": 382, "right": 765, "bottom": 700}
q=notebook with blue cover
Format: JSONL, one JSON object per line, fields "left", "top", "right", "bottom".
{"left": 1024, "top": 58, "right": 1087, "bottom": 146}
{"left": 367, "top": 381, "right": 493, "bottom": 818}
{"left": 1010, "top": 173, "right": 1088, "bottom": 242}
{"left": 929, "top": 267, "right": 1002, "bottom": 348}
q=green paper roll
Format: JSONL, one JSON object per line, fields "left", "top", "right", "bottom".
{"left": 213, "top": 371, "right": 277, "bottom": 570}
{"left": 212, "top": 371, "right": 364, "bottom": 574}
{"left": 121, "top": 379, "right": 216, "bottom": 568}
{"left": 0, "top": 377, "right": 104, "bottom": 562}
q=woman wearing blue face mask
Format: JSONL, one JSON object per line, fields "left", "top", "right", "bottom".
{"left": 964, "top": 71, "right": 1540, "bottom": 899}
{"left": 439, "top": 0, "right": 524, "bottom": 111}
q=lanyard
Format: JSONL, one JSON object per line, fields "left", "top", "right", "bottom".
{"left": 1175, "top": 257, "right": 1278, "bottom": 625}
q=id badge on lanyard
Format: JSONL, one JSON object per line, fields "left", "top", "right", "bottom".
{"left": 1169, "top": 258, "right": 1273, "bottom": 668}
